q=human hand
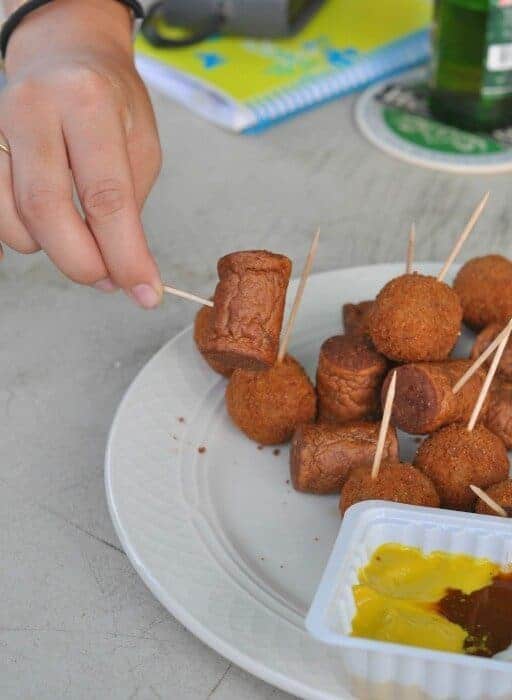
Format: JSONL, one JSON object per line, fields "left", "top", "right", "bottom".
{"left": 0, "top": 0, "right": 163, "bottom": 308}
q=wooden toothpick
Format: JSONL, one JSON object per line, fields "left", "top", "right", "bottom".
{"left": 277, "top": 228, "right": 320, "bottom": 364}
{"left": 437, "top": 192, "right": 490, "bottom": 283}
{"left": 453, "top": 318, "right": 512, "bottom": 394}
{"left": 467, "top": 320, "right": 512, "bottom": 431}
{"left": 406, "top": 222, "right": 415, "bottom": 275}
{"left": 371, "top": 371, "right": 397, "bottom": 480}
{"left": 163, "top": 285, "right": 214, "bottom": 308}
{"left": 470, "top": 484, "right": 508, "bottom": 518}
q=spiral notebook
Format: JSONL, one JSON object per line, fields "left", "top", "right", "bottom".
{"left": 135, "top": 0, "right": 431, "bottom": 133}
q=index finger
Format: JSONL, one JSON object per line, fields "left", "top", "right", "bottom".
{"left": 63, "top": 108, "right": 162, "bottom": 309}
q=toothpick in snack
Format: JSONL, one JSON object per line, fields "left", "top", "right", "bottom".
{"left": 437, "top": 192, "right": 490, "bottom": 283}
{"left": 453, "top": 317, "right": 512, "bottom": 394}
{"left": 163, "top": 285, "right": 214, "bottom": 308}
{"left": 470, "top": 484, "right": 508, "bottom": 518}
{"left": 371, "top": 370, "right": 397, "bottom": 480}
{"left": 406, "top": 222, "right": 415, "bottom": 275}
{"left": 277, "top": 228, "right": 320, "bottom": 364}
{"left": 467, "top": 321, "right": 512, "bottom": 431}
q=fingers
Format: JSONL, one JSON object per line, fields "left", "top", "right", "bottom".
{"left": 0, "top": 129, "right": 40, "bottom": 255}
{"left": 128, "top": 132, "right": 162, "bottom": 210}
{"left": 126, "top": 86, "right": 162, "bottom": 209}
{"left": 64, "top": 104, "right": 162, "bottom": 308}
{"left": 5, "top": 113, "right": 112, "bottom": 288}
{"left": 0, "top": 71, "right": 162, "bottom": 307}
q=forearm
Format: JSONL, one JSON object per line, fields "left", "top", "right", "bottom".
{"left": 2, "top": 0, "right": 134, "bottom": 16}
{"left": 3, "top": 0, "right": 26, "bottom": 11}
{"left": 2, "top": 0, "right": 134, "bottom": 76}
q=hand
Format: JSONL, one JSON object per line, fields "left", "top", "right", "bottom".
{"left": 0, "top": 0, "right": 163, "bottom": 308}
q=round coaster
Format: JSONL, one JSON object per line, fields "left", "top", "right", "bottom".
{"left": 356, "top": 68, "right": 512, "bottom": 174}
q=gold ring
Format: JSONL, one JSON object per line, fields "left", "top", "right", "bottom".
{"left": 0, "top": 143, "right": 10, "bottom": 156}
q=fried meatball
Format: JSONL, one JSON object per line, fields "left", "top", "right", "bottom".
{"left": 316, "top": 335, "right": 388, "bottom": 424}
{"left": 339, "top": 461, "right": 440, "bottom": 516}
{"left": 475, "top": 480, "right": 512, "bottom": 516}
{"left": 193, "top": 306, "right": 234, "bottom": 377}
{"left": 384, "top": 360, "right": 488, "bottom": 435}
{"left": 342, "top": 301, "right": 374, "bottom": 337}
{"left": 200, "top": 250, "right": 292, "bottom": 371}
{"left": 414, "top": 424, "right": 509, "bottom": 511}
{"left": 471, "top": 323, "right": 512, "bottom": 380}
{"left": 226, "top": 355, "right": 317, "bottom": 445}
{"left": 454, "top": 255, "right": 512, "bottom": 331}
{"left": 290, "top": 421, "right": 399, "bottom": 494}
{"left": 368, "top": 273, "right": 462, "bottom": 363}
{"left": 486, "top": 380, "right": 512, "bottom": 449}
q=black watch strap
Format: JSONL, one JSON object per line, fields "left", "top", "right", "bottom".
{"left": 1, "top": 0, "right": 145, "bottom": 59}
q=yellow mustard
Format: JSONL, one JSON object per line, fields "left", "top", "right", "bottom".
{"left": 351, "top": 543, "right": 500, "bottom": 654}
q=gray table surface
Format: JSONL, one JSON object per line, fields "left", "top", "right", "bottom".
{"left": 1, "top": 84, "right": 511, "bottom": 700}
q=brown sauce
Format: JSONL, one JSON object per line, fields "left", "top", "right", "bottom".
{"left": 437, "top": 571, "right": 512, "bottom": 657}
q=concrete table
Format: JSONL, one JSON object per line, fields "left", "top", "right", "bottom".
{"left": 1, "top": 85, "right": 510, "bottom": 700}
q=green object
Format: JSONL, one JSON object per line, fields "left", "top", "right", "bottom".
{"left": 383, "top": 106, "right": 504, "bottom": 153}
{"left": 430, "top": 0, "right": 512, "bottom": 131}
{"left": 356, "top": 68, "right": 512, "bottom": 173}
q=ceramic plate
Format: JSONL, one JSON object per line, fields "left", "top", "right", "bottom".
{"left": 106, "top": 262, "right": 475, "bottom": 700}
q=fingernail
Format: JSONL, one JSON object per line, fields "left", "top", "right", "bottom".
{"left": 131, "top": 283, "right": 161, "bottom": 309}
{"left": 94, "top": 277, "right": 117, "bottom": 293}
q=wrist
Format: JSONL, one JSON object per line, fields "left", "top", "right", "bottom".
{"left": 4, "top": 0, "right": 134, "bottom": 76}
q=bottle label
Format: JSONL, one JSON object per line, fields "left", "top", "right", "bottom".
{"left": 487, "top": 42, "right": 512, "bottom": 70}
{"left": 483, "top": 2, "right": 512, "bottom": 95}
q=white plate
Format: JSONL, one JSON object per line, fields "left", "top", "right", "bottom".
{"left": 105, "top": 262, "right": 477, "bottom": 700}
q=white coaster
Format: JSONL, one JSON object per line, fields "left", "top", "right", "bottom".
{"left": 356, "top": 68, "right": 512, "bottom": 174}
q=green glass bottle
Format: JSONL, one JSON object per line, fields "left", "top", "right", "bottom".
{"left": 429, "top": 0, "right": 512, "bottom": 131}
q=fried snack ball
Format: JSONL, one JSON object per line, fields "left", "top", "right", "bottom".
{"left": 226, "top": 355, "right": 317, "bottom": 445}
{"left": 339, "top": 461, "right": 440, "bottom": 516}
{"left": 486, "top": 380, "right": 512, "bottom": 449}
{"left": 475, "top": 480, "right": 512, "bottom": 517}
{"left": 454, "top": 255, "right": 512, "bottom": 330}
{"left": 368, "top": 273, "right": 462, "bottom": 363}
{"left": 193, "top": 306, "right": 234, "bottom": 377}
{"left": 471, "top": 323, "right": 512, "bottom": 380}
{"left": 414, "top": 424, "right": 509, "bottom": 511}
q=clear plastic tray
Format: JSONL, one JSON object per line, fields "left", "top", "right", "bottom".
{"left": 306, "top": 501, "right": 512, "bottom": 700}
